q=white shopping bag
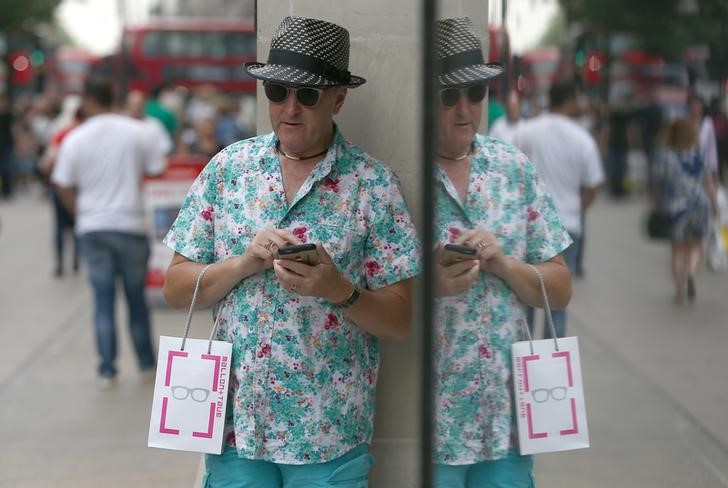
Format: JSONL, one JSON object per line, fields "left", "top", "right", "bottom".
{"left": 512, "top": 265, "right": 590, "bottom": 455}
{"left": 148, "top": 265, "right": 232, "bottom": 454}
{"left": 512, "top": 336, "right": 589, "bottom": 455}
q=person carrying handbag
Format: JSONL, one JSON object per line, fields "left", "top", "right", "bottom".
{"left": 654, "top": 117, "right": 718, "bottom": 304}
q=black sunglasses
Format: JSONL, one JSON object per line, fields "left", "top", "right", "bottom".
{"left": 439, "top": 84, "right": 487, "bottom": 107}
{"left": 263, "top": 82, "right": 325, "bottom": 108}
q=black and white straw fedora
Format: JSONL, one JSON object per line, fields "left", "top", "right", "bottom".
{"left": 435, "top": 17, "right": 503, "bottom": 87}
{"left": 245, "top": 16, "right": 366, "bottom": 88}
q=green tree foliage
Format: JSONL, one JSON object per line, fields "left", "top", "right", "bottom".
{"left": 558, "top": 0, "right": 728, "bottom": 59}
{"left": 1, "top": 0, "right": 62, "bottom": 30}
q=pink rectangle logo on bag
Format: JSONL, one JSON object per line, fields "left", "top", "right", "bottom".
{"left": 522, "top": 351, "right": 579, "bottom": 438}
{"left": 158, "top": 350, "right": 228, "bottom": 437}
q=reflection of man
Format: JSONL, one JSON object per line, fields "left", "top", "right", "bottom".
{"left": 52, "top": 79, "right": 166, "bottom": 387}
{"left": 514, "top": 81, "right": 604, "bottom": 339}
{"left": 163, "top": 16, "right": 420, "bottom": 486}
{"left": 432, "top": 17, "right": 572, "bottom": 488}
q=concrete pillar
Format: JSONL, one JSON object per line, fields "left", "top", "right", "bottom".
{"left": 256, "top": 2, "right": 487, "bottom": 485}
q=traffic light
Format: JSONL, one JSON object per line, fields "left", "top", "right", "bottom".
{"left": 29, "top": 50, "right": 45, "bottom": 67}
{"left": 10, "top": 50, "right": 33, "bottom": 86}
{"left": 584, "top": 52, "right": 604, "bottom": 86}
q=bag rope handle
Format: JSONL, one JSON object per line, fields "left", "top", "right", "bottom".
{"left": 522, "top": 264, "right": 560, "bottom": 354}
{"left": 181, "top": 263, "right": 223, "bottom": 354}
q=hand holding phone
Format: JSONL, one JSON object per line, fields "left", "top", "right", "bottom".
{"left": 440, "top": 243, "right": 477, "bottom": 266}
{"left": 277, "top": 243, "right": 319, "bottom": 266}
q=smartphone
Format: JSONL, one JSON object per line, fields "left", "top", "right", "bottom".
{"left": 277, "top": 243, "right": 319, "bottom": 265}
{"left": 440, "top": 243, "right": 477, "bottom": 266}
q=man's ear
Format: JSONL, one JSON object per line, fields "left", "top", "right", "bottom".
{"left": 332, "top": 87, "right": 348, "bottom": 115}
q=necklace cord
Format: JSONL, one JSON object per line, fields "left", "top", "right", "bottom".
{"left": 277, "top": 141, "right": 329, "bottom": 161}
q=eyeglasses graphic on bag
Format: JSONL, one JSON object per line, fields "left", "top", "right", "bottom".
{"left": 171, "top": 385, "right": 211, "bottom": 402}
{"left": 531, "top": 386, "right": 568, "bottom": 403}
{"left": 439, "top": 84, "right": 487, "bottom": 107}
{"left": 264, "top": 82, "right": 325, "bottom": 108}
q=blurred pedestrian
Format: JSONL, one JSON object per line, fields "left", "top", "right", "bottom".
{"left": 51, "top": 78, "right": 166, "bottom": 387}
{"left": 708, "top": 97, "right": 728, "bottom": 183}
{"left": 146, "top": 83, "right": 179, "bottom": 139}
{"left": 654, "top": 118, "right": 717, "bottom": 304}
{"left": 215, "top": 96, "right": 247, "bottom": 146}
{"left": 0, "top": 93, "right": 15, "bottom": 199}
{"left": 178, "top": 117, "right": 223, "bottom": 159}
{"left": 10, "top": 109, "right": 39, "bottom": 191}
{"left": 185, "top": 84, "right": 218, "bottom": 128}
{"left": 39, "top": 98, "right": 84, "bottom": 277}
{"left": 432, "top": 18, "right": 572, "bottom": 488}
{"left": 488, "top": 90, "right": 522, "bottom": 144}
{"left": 162, "top": 16, "right": 420, "bottom": 486}
{"left": 688, "top": 93, "right": 719, "bottom": 183}
{"left": 126, "top": 89, "right": 173, "bottom": 156}
{"left": 607, "top": 103, "right": 631, "bottom": 198}
{"left": 514, "top": 80, "right": 604, "bottom": 338}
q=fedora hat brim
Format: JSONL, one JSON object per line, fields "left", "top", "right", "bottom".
{"left": 245, "top": 62, "right": 366, "bottom": 88}
{"left": 439, "top": 62, "right": 504, "bottom": 87}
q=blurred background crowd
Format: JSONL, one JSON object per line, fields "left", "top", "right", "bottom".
{"left": 2, "top": 0, "right": 727, "bottom": 291}
{"left": 1, "top": 0, "right": 727, "bottom": 199}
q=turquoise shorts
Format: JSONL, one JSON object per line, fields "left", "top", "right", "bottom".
{"left": 434, "top": 450, "right": 534, "bottom": 488}
{"left": 203, "top": 444, "right": 373, "bottom": 488}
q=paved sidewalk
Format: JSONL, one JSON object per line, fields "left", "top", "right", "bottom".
{"left": 1, "top": 190, "right": 728, "bottom": 487}
{"left": 0, "top": 192, "right": 202, "bottom": 487}
{"left": 535, "top": 195, "right": 728, "bottom": 487}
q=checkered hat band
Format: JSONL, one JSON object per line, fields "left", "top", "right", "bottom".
{"left": 267, "top": 48, "right": 352, "bottom": 85}
{"left": 439, "top": 49, "right": 484, "bottom": 75}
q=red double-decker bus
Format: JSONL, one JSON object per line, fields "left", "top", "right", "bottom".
{"left": 95, "top": 17, "right": 257, "bottom": 95}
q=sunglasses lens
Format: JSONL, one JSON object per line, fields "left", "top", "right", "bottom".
{"left": 296, "top": 88, "right": 321, "bottom": 107}
{"left": 440, "top": 88, "right": 460, "bottom": 107}
{"left": 467, "top": 84, "right": 487, "bottom": 104}
{"left": 264, "top": 84, "right": 289, "bottom": 103}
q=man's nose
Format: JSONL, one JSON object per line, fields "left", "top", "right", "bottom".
{"left": 282, "top": 90, "right": 302, "bottom": 113}
{"left": 453, "top": 94, "right": 471, "bottom": 116}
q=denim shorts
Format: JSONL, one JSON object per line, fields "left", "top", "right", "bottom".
{"left": 434, "top": 449, "right": 534, "bottom": 488}
{"left": 203, "top": 443, "right": 373, "bottom": 488}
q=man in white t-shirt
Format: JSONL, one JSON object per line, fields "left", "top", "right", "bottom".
{"left": 513, "top": 81, "right": 604, "bottom": 338}
{"left": 52, "top": 79, "right": 166, "bottom": 387}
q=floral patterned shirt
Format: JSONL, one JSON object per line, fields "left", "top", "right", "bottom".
{"left": 164, "top": 129, "right": 421, "bottom": 464}
{"left": 434, "top": 135, "right": 571, "bottom": 465}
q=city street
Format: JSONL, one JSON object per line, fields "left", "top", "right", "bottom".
{"left": 1, "top": 187, "right": 727, "bottom": 487}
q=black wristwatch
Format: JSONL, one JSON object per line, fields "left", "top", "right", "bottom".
{"left": 336, "top": 284, "right": 361, "bottom": 309}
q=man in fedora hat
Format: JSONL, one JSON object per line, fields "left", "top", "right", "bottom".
{"left": 432, "top": 17, "right": 572, "bottom": 487}
{"left": 162, "top": 16, "right": 420, "bottom": 486}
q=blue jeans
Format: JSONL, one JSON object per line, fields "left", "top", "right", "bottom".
{"left": 80, "top": 231, "right": 155, "bottom": 377}
{"left": 527, "top": 233, "right": 579, "bottom": 339}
